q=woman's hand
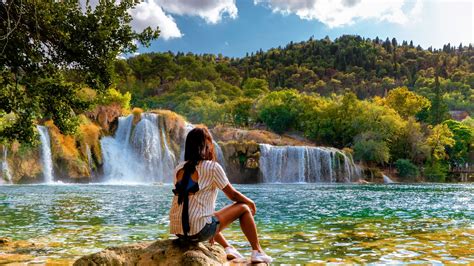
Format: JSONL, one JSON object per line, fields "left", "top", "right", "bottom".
{"left": 222, "top": 184, "right": 256, "bottom": 215}
{"left": 247, "top": 200, "right": 256, "bottom": 216}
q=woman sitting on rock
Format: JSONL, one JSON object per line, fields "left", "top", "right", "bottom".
{"left": 169, "top": 127, "right": 272, "bottom": 263}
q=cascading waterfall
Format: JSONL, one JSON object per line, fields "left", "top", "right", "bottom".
{"left": 1, "top": 148, "right": 12, "bottom": 184}
{"left": 101, "top": 113, "right": 178, "bottom": 183}
{"left": 131, "top": 113, "right": 176, "bottom": 182}
{"left": 383, "top": 175, "right": 395, "bottom": 184}
{"left": 259, "top": 144, "right": 361, "bottom": 183}
{"left": 101, "top": 115, "right": 143, "bottom": 182}
{"left": 37, "top": 125, "right": 54, "bottom": 183}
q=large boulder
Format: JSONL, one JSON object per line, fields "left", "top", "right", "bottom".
{"left": 73, "top": 239, "right": 226, "bottom": 266}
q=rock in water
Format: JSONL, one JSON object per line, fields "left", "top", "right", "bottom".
{"left": 73, "top": 239, "right": 226, "bottom": 266}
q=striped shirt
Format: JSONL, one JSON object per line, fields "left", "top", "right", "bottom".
{"left": 169, "top": 160, "right": 230, "bottom": 236}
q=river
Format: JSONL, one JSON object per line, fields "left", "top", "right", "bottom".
{"left": 0, "top": 183, "right": 473, "bottom": 264}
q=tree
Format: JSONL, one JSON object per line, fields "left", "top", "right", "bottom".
{"left": 257, "top": 90, "right": 301, "bottom": 133}
{"left": 425, "top": 124, "right": 455, "bottom": 161}
{"left": 0, "top": 1, "right": 159, "bottom": 143}
{"left": 443, "top": 120, "right": 473, "bottom": 165}
{"left": 227, "top": 98, "right": 255, "bottom": 127}
{"left": 242, "top": 78, "right": 269, "bottom": 98}
{"left": 390, "top": 117, "right": 430, "bottom": 164}
{"left": 353, "top": 132, "right": 390, "bottom": 165}
{"left": 383, "top": 87, "right": 431, "bottom": 118}
{"left": 428, "top": 75, "right": 449, "bottom": 124}
{"left": 395, "top": 159, "right": 419, "bottom": 181}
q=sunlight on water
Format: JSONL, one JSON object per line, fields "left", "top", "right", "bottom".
{"left": 0, "top": 184, "right": 473, "bottom": 264}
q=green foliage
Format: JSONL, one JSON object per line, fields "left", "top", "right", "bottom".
{"left": 353, "top": 133, "right": 390, "bottom": 165}
{"left": 442, "top": 120, "right": 473, "bottom": 164}
{"left": 390, "top": 117, "right": 430, "bottom": 164}
{"left": 257, "top": 90, "right": 301, "bottom": 133}
{"left": 176, "top": 96, "right": 224, "bottom": 127}
{"left": 97, "top": 88, "right": 131, "bottom": 110}
{"left": 242, "top": 78, "right": 270, "bottom": 98}
{"left": 0, "top": 1, "right": 159, "bottom": 143}
{"left": 384, "top": 87, "right": 431, "bottom": 118}
{"left": 395, "top": 159, "right": 419, "bottom": 181}
{"left": 424, "top": 161, "right": 449, "bottom": 182}
{"left": 227, "top": 98, "right": 255, "bottom": 127}
{"left": 425, "top": 124, "right": 455, "bottom": 161}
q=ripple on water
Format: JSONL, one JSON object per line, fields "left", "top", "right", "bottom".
{"left": 0, "top": 183, "right": 473, "bottom": 264}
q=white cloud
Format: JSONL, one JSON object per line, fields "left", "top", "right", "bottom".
{"left": 254, "top": 0, "right": 423, "bottom": 28}
{"left": 80, "top": 0, "right": 238, "bottom": 41}
{"left": 129, "top": 1, "right": 183, "bottom": 40}
{"left": 156, "top": 0, "right": 238, "bottom": 24}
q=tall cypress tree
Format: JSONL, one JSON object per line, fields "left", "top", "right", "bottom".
{"left": 429, "top": 74, "right": 448, "bottom": 125}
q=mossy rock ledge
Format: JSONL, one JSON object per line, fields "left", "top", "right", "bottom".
{"left": 73, "top": 239, "right": 226, "bottom": 266}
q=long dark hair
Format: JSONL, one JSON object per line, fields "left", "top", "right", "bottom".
{"left": 174, "top": 127, "right": 216, "bottom": 236}
{"left": 183, "top": 126, "right": 216, "bottom": 174}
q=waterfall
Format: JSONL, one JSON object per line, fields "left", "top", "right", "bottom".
{"left": 259, "top": 144, "right": 361, "bottom": 183}
{"left": 101, "top": 113, "right": 178, "bottom": 183}
{"left": 1, "top": 148, "right": 12, "bottom": 184}
{"left": 131, "top": 113, "right": 176, "bottom": 182}
{"left": 383, "top": 175, "right": 395, "bottom": 184}
{"left": 37, "top": 125, "right": 54, "bottom": 183}
{"left": 101, "top": 115, "right": 145, "bottom": 183}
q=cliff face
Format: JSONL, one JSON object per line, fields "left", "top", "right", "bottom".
{"left": 219, "top": 141, "right": 261, "bottom": 183}
{"left": 6, "top": 142, "right": 42, "bottom": 183}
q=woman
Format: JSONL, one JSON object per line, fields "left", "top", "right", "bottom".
{"left": 169, "top": 127, "right": 273, "bottom": 263}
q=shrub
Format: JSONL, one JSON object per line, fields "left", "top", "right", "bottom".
{"left": 97, "top": 88, "right": 131, "bottom": 110}
{"left": 395, "top": 159, "right": 419, "bottom": 181}
{"left": 424, "top": 161, "right": 448, "bottom": 182}
{"left": 257, "top": 90, "right": 300, "bottom": 133}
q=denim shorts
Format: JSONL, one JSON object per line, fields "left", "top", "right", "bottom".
{"left": 177, "top": 216, "right": 220, "bottom": 242}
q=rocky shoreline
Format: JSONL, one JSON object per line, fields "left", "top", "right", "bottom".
{"left": 74, "top": 239, "right": 226, "bottom": 266}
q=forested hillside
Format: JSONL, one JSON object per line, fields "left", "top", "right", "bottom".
{"left": 116, "top": 35, "right": 473, "bottom": 114}
{"left": 114, "top": 35, "right": 473, "bottom": 181}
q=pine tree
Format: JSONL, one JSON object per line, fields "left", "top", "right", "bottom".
{"left": 429, "top": 74, "right": 448, "bottom": 125}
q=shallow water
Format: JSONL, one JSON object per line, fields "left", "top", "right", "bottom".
{"left": 0, "top": 183, "right": 473, "bottom": 264}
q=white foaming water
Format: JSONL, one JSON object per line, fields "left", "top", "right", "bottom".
{"left": 1, "top": 148, "right": 12, "bottom": 184}
{"left": 259, "top": 144, "right": 361, "bottom": 183}
{"left": 131, "top": 113, "right": 176, "bottom": 182}
{"left": 101, "top": 113, "right": 178, "bottom": 183}
{"left": 101, "top": 115, "right": 145, "bottom": 182}
{"left": 37, "top": 125, "right": 54, "bottom": 183}
{"left": 383, "top": 175, "right": 395, "bottom": 184}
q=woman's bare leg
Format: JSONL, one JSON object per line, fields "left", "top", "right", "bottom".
{"left": 214, "top": 203, "right": 261, "bottom": 251}
{"left": 214, "top": 232, "right": 230, "bottom": 248}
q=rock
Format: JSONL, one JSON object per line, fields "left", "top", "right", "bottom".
{"left": 73, "top": 239, "right": 226, "bottom": 266}
{"left": 220, "top": 141, "right": 262, "bottom": 183}
{"left": 0, "top": 237, "right": 11, "bottom": 245}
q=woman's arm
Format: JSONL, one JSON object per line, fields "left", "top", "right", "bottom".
{"left": 222, "top": 184, "right": 256, "bottom": 215}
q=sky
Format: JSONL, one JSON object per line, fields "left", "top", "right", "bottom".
{"left": 125, "top": 0, "right": 473, "bottom": 58}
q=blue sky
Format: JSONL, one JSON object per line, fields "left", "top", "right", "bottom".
{"left": 129, "top": 0, "right": 473, "bottom": 58}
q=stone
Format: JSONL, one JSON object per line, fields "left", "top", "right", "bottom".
{"left": 73, "top": 239, "right": 226, "bottom": 266}
{"left": 0, "top": 237, "right": 11, "bottom": 245}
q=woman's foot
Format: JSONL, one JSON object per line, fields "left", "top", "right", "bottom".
{"left": 251, "top": 250, "right": 273, "bottom": 263}
{"left": 225, "top": 246, "right": 244, "bottom": 260}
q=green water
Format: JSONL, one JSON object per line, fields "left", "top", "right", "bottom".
{"left": 0, "top": 184, "right": 473, "bottom": 264}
